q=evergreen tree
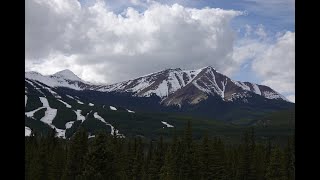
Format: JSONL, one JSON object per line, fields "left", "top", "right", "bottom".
{"left": 81, "top": 131, "right": 116, "bottom": 179}
{"left": 144, "top": 140, "right": 153, "bottom": 180}
{"left": 199, "top": 133, "right": 211, "bottom": 180}
{"left": 149, "top": 136, "right": 165, "bottom": 180}
{"left": 254, "top": 145, "right": 267, "bottom": 180}
{"left": 283, "top": 136, "right": 295, "bottom": 180}
{"left": 63, "top": 127, "right": 88, "bottom": 180}
{"left": 132, "top": 138, "right": 144, "bottom": 180}
{"left": 179, "top": 121, "right": 198, "bottom": 180}
{"left": 226, "top": 146, "right": 240, "bottom": 180}
{"left": 210, "top": 137, "right": 228, "bottom": 180}
{"left": 160, "top": 136, "right": 177, "bottom": 180}
{"left": 48, "top": 140, "right": 66, "bottom": 180}
{"left": 238, "top": 128, "right": 257, "bottom": 180}
{"left": 265, "top": 146, "right": 286, "bottom": 180}
{"left": 26, "top": 132, "right": 41, "bottom": 180}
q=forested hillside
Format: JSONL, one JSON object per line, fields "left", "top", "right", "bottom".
{"left": 25, "top": 122, "right": 295, "bottom": 180}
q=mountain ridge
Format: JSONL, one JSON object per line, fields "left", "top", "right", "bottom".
{"left": 25, "top": 67, "right": 294, "bottom": 138}
{"left": 25, "top": 66, "right": 290, "bottom": 106}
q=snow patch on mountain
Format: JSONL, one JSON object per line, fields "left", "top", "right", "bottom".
{"left": 263, "top": 91, "right": 288, "bottom": 101}
{"left": 66, "top": 95, "right": 75, "bottom": 99}
{"left": 33, "top": 80, "right": 61, "bottom": 98}
{"left": 66, "top": 95, "right": 84, "bottom": 104}
{"left": 227, "top": 92, "right": 252, "bottom": 102}
{"left": 93, "top": 112, "right": 124, "bottom": 138}
{"left": 145, "top": 80, "right": 169, "bottom": 98}
{"left": 26, "top": 79, "right": 46, "bottom": 96}
{"left": 193, "top": 80, "right": 211, "bottom": 94}
{"left": 110, "top": 106, "right": 117, "bottom": 111}
{"left": 39, "top": 97, "right": 57, "bottom": 125}
{"left": 74, "top": 110, "right": 86, "bottom": 122}
{"left": 127, "top": 109, "right": 135, "bottom": 113}
{"left": 233, "top": 81, "right": 251, "bottom": 91}
{"left": 25, "top": 126, "right": 32, "bottom": 136}
{"left": 88, "top": 134, "right": 95, "bottom": 138}
{"left": 89, "top": 103, "right": 94, "bottom": 106}
{"left": 252, "top": 84, "right": 262, "bottom": 95}
{"left": 76, "top": 99, "right": 84, "bottom": 104}
{"left": 65, "top": 121, "right": 74, "bottom": 129}
{"left": 39, "top": 97, "right": 65, "bottom": 138}
{"left": 25, "top": 95, "right": 28, "bottom": 107}
{"left": 25, "top": 107, "right": 45, "bottom": 118}
{"left": 57, "top": 99, "right": 72, "bottom": 108}
{"left": 161, "top": 121, "right": 174, "bottom": 128}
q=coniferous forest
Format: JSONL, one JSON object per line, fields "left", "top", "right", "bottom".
{"left": 25, "top": 121, "right": 295, "bottom": 180}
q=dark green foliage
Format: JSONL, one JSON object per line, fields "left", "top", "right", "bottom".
{"left": 148, "top": 136, "right": 165, "bottom": 180}
{"left": 81, "top": 132, "right": 116, "bottom": 179}
{"left": 238, "top": 128, "right": 257, "bottom": 180}
{"left": 63, "top": 127, "right": 88, "bottom": 180}
{"left": 265, "top": 146, "right": 286, "bottom": 180}
{"left": 65, "top": 121, "right": 82, "bottom": 138}
{"left": 45, "top": 98, "right": 77, "bottom": 129}
{"left": 25, "top": 116, "right": 52, "bottom": 136}
{"left": 25, "top": 95, "right": 43, "bottom": 112}
{"left": 33, "top": 108, "right": 47, "bottom": 120}
{"left": 25, "top": 122, "right": 295, "bottom": 180}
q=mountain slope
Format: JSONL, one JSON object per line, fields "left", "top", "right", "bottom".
{"left": 25, "top": 66, "right": 289, "bottom": 108}
{"left": 25, "top": 75, "right": 294, "bottom": 140}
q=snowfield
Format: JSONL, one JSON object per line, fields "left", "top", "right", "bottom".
{"left": 25, "top": 126, "right": 32, "bottom": 136}
{"left": 76, "top": 99, "right": 84, "bottom": 104}
{"left": 127, "top": 109, "right": 135, "bottom": 113}
{"left": 74, "top": 110, "right": 86, "bottom": 122}
{"left": 65, "top": 121, "right": 74, "bottom": 129}
{"left": 110, "top": 106, "right": 117, "bottom": 111}
{"left": 39, "top": 97, "right": 65, "bottom": 138}
{"left": 58, "top": 99, "right": 72, "bottom": 108}
{"left": 93, "top": 112, "right": 125, "bottom": 138}
{"left": 25, "top": 107, "right": 46, "bottom": 118}
{"left": 161, "top": 121, "right": 174, "bottom": 128}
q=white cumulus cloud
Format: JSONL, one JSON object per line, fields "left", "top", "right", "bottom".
{"left": 25, "top": 0, "right": 243, "bottom": 83}
{"left": 252, "top": 31, "right": 295, "bottom": 94}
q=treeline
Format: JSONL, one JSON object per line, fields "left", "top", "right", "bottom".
{"left": 25, "top": 121, "right": 295, "bottom": 180}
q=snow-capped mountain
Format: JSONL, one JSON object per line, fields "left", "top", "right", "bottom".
{"left": 25, "top": 69, "right": 95, "bottom": 90}
{"left": 98, "top": 66, "right": 288, "bottom": 105}
{"left": 25, "top": 67, "right": 294, "bottom": 138}
{"left": 25, "top": 66, "right": 289, "bottom": 107}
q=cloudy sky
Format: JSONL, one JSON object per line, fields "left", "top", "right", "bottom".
{"left": 25, "top": 0, "right": 295, "bottom": 102}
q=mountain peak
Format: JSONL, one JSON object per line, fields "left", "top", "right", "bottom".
{"left": 201, "top": 65, "right": 216, "bottom": 71}
{"left": 52, "top": 69, "right": 82, "bottom": 81}
{"left": 164, "top": 67, "right": 182, "bottom": 72}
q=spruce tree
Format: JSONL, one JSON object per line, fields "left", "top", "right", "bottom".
{"left": 254, "top": 145, "right": 267, "bottom": 180}
{"left": 210, "top": 137, "right": 228, "bottom": 180}
{"left": 63, "top": 127, "right": 88, "bottom": 180}
{"left": 265, "top": 146, "right": 286, "bottom": 180}
{"left": 179, "top": 121, "right": 198, "bottom": 180}
{"left": 199, "top": 133, "right": 210, "bottom": 180}
{"left": 81, "top": 131, "right": 116, "bottom": 179}
{"left": 48, "top": 140, "right": 66, "bottom": 180}
{"left": 283, "top": 136, "right": 295, "bottom": 180}
{"left": 149, "top": 136, "right": 165, "bottom": 180}
{"left": 238, "top": 128, "right": 257, "bottom": 180}
{"left": 132, "top": 138, "right": 144, "bottom": 180}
